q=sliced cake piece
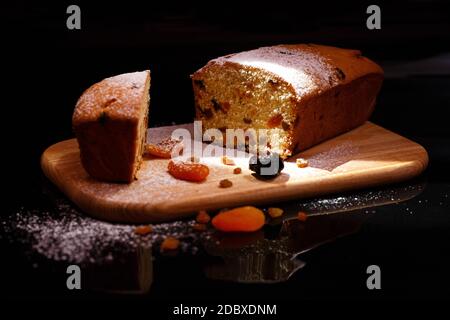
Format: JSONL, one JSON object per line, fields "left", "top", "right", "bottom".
{"left": 72, "top": 70, "right": 151, "bottom": 182}
{"left": 191, "top": 44, "right": 383, "bottom": 157}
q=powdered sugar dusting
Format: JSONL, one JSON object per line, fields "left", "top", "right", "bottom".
{"left": 0, "top": 182, "right": 425, "bottom": 268}
{"left": 306, "top": 142, "right": 359, "bottom": 171}
{"left": 1, "top": 198, "right": 213, "bottom": 265}
{"left": 216, "top": 46, "right": 336, "bottom": 96}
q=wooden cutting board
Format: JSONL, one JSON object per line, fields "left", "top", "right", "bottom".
{"left": 41, "top": 122, "right": 428, "bottom": 223}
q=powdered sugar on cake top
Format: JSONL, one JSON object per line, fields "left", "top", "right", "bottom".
{"left": 214, "top": 46, "right": 338, "bottom": 97}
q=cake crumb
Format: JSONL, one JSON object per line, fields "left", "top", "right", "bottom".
{"left": 192, "top": 223, "right": 207, "bottom": 232}
{"left": 134, "top": 225, "right": 153, "bottom": 235}
{"left": 196, "top": 210, "right": 211, "bottom": 224}
{"left": 219, "top": 179, "right": 233, "bottom": 188}
{"left": 296, "top": 158, "right": 309, "bottom": 168}
{"left": 268, "top": 207, "right": 284, "bottom": 218}
{"left": 222, "top": 156, "right": 235, "bottom": 166}
{"left": 160, "top": 237, "right": 180, "bottom": 251}
{"left": 233, "top": 167, "right": 242, "bottom": 174}
{"left": 297, "top": 211, "right": 308, "bottom": 221}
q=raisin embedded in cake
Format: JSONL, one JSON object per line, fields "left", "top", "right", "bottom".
{"left": 72, "top": 70, "right": 151, "bottom": 183}
{"left": 191, "top": 44, "right": 383, "bottom": 158}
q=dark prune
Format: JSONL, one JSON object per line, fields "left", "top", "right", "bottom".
{"left": 249, "top": 153, "right": 284, "bottom": 179}
{"left": 211, "top": 99, "right": 229, "bottom": 113}
{"left": 194, "top": 79, "right": 206, "bottom": 90}
{"left": 268, "top": 79, "right": 279, "bottom": 88}
{"left": 335, "top": 67, "right": 346, "bottom": 80}
{"left": 278, "top": 50, "right": 294, "bottom": 55}
{"left": 98, "top": 111, "right": 109, "bottom": 125}
{"left": 211, "top": 99, "right": 221, "bottom": 112}
{"left": 281, "top": 121, "right": 291, "bottom": 131}
{"left": 200, "top": 107, "right": 213, "bottom": 119}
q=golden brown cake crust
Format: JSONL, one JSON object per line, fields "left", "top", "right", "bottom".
{"left": 73, "top": 71, "right": 150, "bottom": 125}
{"left": 73, "top": 71, "right": 151, "bottom": 182}
{"left": 192, "top": 44, "right": 383, "bottom": 157}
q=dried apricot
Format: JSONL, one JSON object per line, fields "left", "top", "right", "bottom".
{"left": 168, "top": 160, "right": 209, "bottom": 182}
{"left": 267, "top": 113, "right": 283, "bottom": 128}
{"left": 212, "top": 206, "right": 265, "bottom": 232}
{"left": 144, "top": 138, "right": 183, "bottom": 159}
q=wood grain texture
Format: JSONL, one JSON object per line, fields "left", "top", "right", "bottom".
{"left": 41, "top": 122, "right": 428, "bottom": 223}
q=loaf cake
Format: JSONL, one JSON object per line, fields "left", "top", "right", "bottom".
{"left": 191, "top": 44, "right": 383, "bottom": 157}
{"left": 72, "top": 70, "right": 151, "bottom": 182}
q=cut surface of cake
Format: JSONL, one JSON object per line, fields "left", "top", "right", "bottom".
{"left": 72, "top": 70, "right": 151, "bottom": 182}
{"left": 191, "top": 44, "right": 383, "bottom": 157}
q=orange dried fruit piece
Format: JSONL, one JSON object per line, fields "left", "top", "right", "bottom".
{"left": 160, "top": 237, "right": 180, "bottom": 251}
{"left": 212, "top": 206, "right": 265, "bottom": 232}
{"left": 297, "top": 211, "right": 308, "bottom": 221}
{"left": 267, "top": 113, "right": 283, "bottom": 128}
{"left": 144, "top": 138, "right": 183, "bottom": 159}
{"left": 196, "top": 210, "right": 211, "bottom": 224}
{"left": 168, "top": 160, "right": 209, "bottom": 182}
{"left": 267, "top": 207, "right": 284, "bottom": 218}
{"left": 233, "top": 167, "right": 242, "bottom": 174}
{"left": 134, "top": 225, "right": 153, "bottom": 235}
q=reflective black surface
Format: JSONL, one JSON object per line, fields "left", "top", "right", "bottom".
{"left": 1, "top": 173, "right": 449, "bottom": 301}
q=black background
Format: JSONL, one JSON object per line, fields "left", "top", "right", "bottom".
{"left": 1, "top": 0, "right": 450, "bottom": 310}
{"left": 2, "top": 0, "right": 450, "bottom": 202}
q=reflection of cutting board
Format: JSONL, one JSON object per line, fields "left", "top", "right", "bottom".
{"left": 41, "top": 122, "right": 428, "bottom": 223}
